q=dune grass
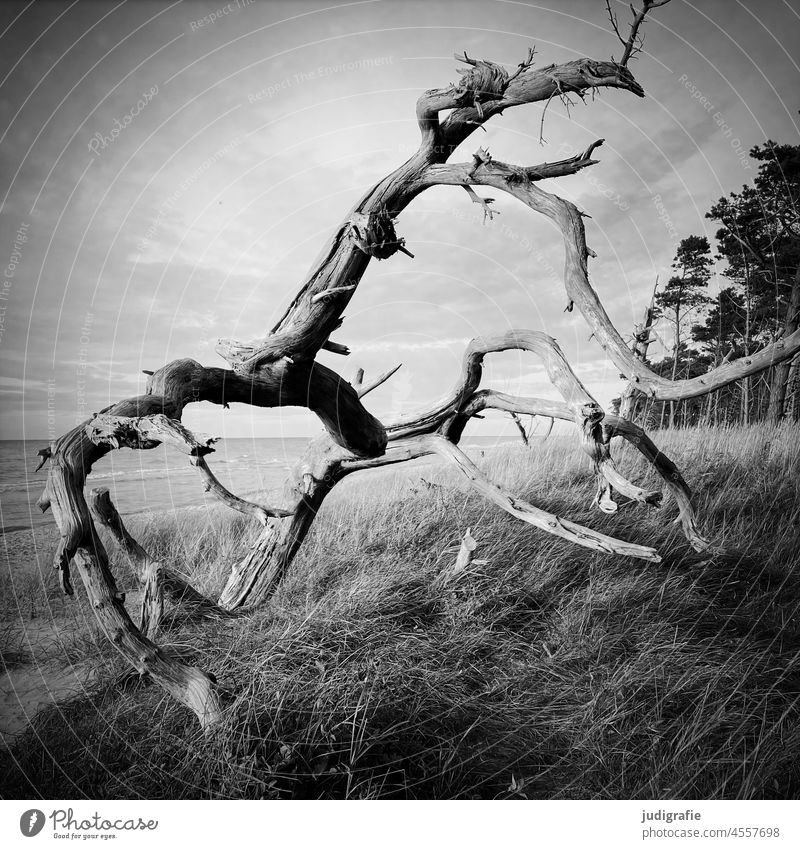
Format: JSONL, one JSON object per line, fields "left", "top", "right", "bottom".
{"left": 1, "top": 422, "right": 799, "bottom": 800}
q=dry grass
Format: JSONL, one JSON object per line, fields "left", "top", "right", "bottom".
{"left": 1, "top": 422, "right": 799, "bottom": 799}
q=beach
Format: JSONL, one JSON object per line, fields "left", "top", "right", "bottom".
{"left": 0, "top": 525, "right": 94, "bottom": 749}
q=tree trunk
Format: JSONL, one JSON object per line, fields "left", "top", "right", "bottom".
{"left": 620, "top": 289, "right": 657, "bottom": 420}
{"left": 786, "top": 354, "right": 800, "bottom": 420}
{"left": 218, "top": 470, "right": 338, "bottom": 609}
{"left": 669, "top": 305, "right": 680, "bottom": 428}
{"left": 45, "top": 451, "right": 222, "bottom": 729}
{"left": 767, "top": 269, "right": 800, "bottom": 423}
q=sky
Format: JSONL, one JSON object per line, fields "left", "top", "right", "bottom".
{"left": 0, "top": 0, "right": 798, "bottom": 442}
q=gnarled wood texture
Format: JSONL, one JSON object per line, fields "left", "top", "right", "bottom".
{"left": 88, "top": 487, "right": 231, "bottom": 622}
{"left": 36, "top": 0, "right": 768, "bottom": 728}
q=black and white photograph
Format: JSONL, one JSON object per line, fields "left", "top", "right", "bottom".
{"left": 0, "top": 0, "right": 799, "bottom": 838}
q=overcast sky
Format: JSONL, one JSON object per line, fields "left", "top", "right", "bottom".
{"left": 0, "top": 0, "right": 798, "bottom": 441}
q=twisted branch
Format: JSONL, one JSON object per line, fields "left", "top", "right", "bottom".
{"left": 421, "top": 148, "right": 800, "bottom": 400}
{"left": 38, "top": 3, "right": 727, "bottom": 727}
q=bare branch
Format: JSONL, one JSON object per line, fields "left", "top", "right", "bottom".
{"left": 89, "top": 487, "right": 233, "bottom": 621}
{"left": 463, "top": 185, "right": 498, "bottom": 222}
{"left": 34, "top": 446, "right": 51, "bottom": 472}
{"left": 538, "top": 417, "right": 555, "bottom": 440}
{"left": 87, "top": 413, "right": 217, "bottom": 456}
{"left": 603, "top": 415, "right": 710, "bottom": 552}
{"left": 458, "top": 390, "right": 709, "bottom": 552}
{"left": 509, "top": 411, "right": 530, "bottom": 446}
{"left": 388, "top": 329, "right": 599, "bottom": 442}
{"left": 605, "top": 0, "right": 627, "bottom": 50}
{"left": 322, "top": 340, "right": 351, "bottom": 356}
{"left": 342, "top": 432, "right": 661, "bottom": 560}
{"left": 40, "top": 457, "right": 223, "bottom": 728}
{"left": 422, "top": 435, "right": 661, "bottom": 561}
{"left": 357, "top": 363, "right": 403, "bottom": 398}
{"left": 609, "top": 0, "right": 673, "bottom": 66}
{"left": 422, "top": 153, "right": 800, "bottom": 400}
{"left": 419, "top": 57, "right": 645, "bottom": 156}
{"left": 87, "top": 414, "right": 295, "bottom": 523}
{"left": 192, "top": 456, "right": 294, "bottom": 522}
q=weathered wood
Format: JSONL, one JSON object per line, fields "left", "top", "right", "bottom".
{"left": 456, "top": 390, "right": 708, "bottom": 552}
{"left": 421, "top": 435, "right": 661, "bottom": 561}
{"left": 43, "top": 472, "right": 222, "bottom": 728}
{"left": 768, "top": 269, "right": 800, "bottom": 422}
{"left": 218, "top": 437, "right": 350, "bottom": 609}
{"left": 139, "top": 557, "right": 164, "bottom": 641}
{"left": 87, "top": 414, "right": 294, "bottom": 523}
{"left": 88, "top": 488, "right": 163, "bottom": 637}
{"left": 343, "top": 429, "right": 662, "bottom": 560}
{"left": 213, "top": 55, "right": 647, "bottom": 377}
{"left": 619, "top": 279, "right": 658, "bottom": 419}
{"left": 88, "top": 487, "right": 231, "bottom": 621}
{"left": 357, "top": 363, "right": 403, "bottom": 399}
{"left": 143, "top": 358, "right": 386, "bottom": 458}
{"left": 387, "top": 328, "right": 661, "bottom": 518}
{"left": 509, "top": 412, "right": 530, "bottom": 447}
{"left": 453, "top": 528, "right": 478, "bottom": 574}
{"left": 39, "top": 4, "right": 742, "bottom": 727}
{"left": 192, "top": 456, "right": 294, "bottom": 523}
{"left": 388, "top": 329, "right": 600, "bottom": 440}
{"left": 423, "top": 154, "right": 800, "bottom": 400}
{"left": 86, "top": 413, "right": 217, "bottom": 455}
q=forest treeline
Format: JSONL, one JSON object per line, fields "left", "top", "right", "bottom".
{"left": 617, "top": 138, "right": 799, "bottom": 428}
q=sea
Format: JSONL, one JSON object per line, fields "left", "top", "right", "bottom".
{"left": 0, "top": 436, "right": 513, "bottom": 535}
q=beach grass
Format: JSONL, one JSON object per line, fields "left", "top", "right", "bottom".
{"left": 1, "top": 422, "right": 799, "bottom": 799}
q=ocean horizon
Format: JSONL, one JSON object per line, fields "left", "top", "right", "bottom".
{"left": 0, "top": 435, "right": 515, "bottom": 535}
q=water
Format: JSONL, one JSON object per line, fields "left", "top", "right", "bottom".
{"left": 0, "top": 437, "right": 309, "bottom": 535}
{"left": 0, "top": 436, "right": 513, "bottom": 534}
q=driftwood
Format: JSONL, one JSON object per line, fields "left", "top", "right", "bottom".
{"left": 88, "top": 487, "right": 231, "bottom": 625}
{"left": 44, "top": 463, "right": 221, "bottom": 728}
{"left": 36, "top": 0, "right": 781, "bottom": 727}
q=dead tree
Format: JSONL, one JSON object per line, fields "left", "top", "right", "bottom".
{"left": 36, "top": 0, "right": 800, "bottom": 729}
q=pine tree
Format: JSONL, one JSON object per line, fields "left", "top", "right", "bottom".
{"left": 706, "top": 139, "right": 800, "bottom": 422}
{"left": 654, "top": 235, "right": 713, "bottom": 426}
